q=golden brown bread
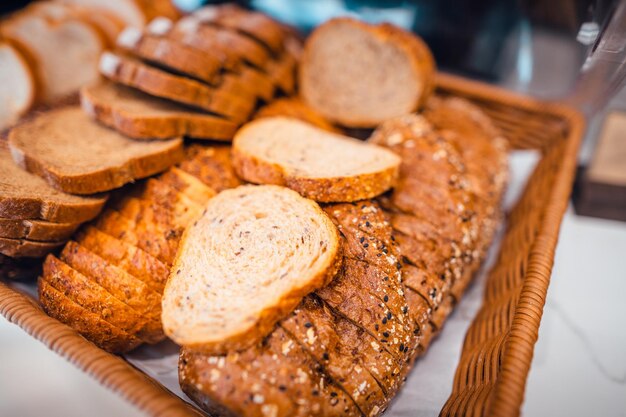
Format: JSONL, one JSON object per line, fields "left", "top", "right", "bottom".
{"left": 254, "top": 98, "right": 341, "bottom": 133}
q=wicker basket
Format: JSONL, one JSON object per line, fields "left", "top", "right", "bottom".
{"left": 0, "top": 73, "right": 585, "bottom": 417}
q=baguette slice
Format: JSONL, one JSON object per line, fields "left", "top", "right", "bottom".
{"left": 162, "top": 185, "right": 342, "bottom": 353}
{"left": 0, "top": 41, "right": 36, "bottom": 130}
{"left": 81, "top": 82, "right": 238, "bottom": 140}
{"left": 232, "top": 117, "right": 401, "bottom": 202}
{"left": 300, "top": 17, "right": 435, "bottom": 127}
{"left": 0, "top": 148, "right": 107, "bottom": 222}
{"left": 0, "top": 217, "right": 79, "bottom": 241}
{"left": 8, "top": 106, "right": 184, "bottom": 194}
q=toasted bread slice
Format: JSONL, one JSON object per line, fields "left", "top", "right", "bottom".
{"left": 300, "top": 17, "right": 435, "bottom": 127}
{"left": 8, "top": 106, "right": 184, "bottom": 194}
{"left": 162, "top": 185, "right": 342, "bottom": 353}
{"left": 99, "top": 52, "right": 255, "bottom": 122}
{"left": 0, "top": 217, "right": 79, "bottom": 241}
{"left": 0, "top": 41, "right": 36, "bottom": 130}
{"left": 43, "top": 255, "right": 164, "bottom": 343}
{"left": 1, "top": 3, "right": 105, "bottom": 102}
{"left": 0, "top": 236, "right": 64, "bottom": 258}
{"left": 232, "top": 117, "right": 401, "bottom": 202}
{"left": 0, "top": 148, "right": 107, "bottom": 222}
{"left": 81, "top": 82, "right": 238, "bottom": 140}
{"left": 38, "top": 277, "right": 142, "bottom": 353}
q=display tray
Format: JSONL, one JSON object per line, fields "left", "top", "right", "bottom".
{"left": 0, "top": 73, "right": 585, "bottom": 417}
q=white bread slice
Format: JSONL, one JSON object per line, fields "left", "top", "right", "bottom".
{"left": 1, "top": 3, "right": 105, "bottom": 102}
{"left": 300, "top": 17, "right": 436, "bottom": 127}
{"left": 162, "top": 185, "right": 341, "bottom": 353}
{"left": 232, "top": 117, "right": 401, "bottom": 202}
{"left": 81, "top": 82, "right": 238, "bottom": 141}
{"left": 8, "top": 106, "right": 184, "bottom": 195}
{"left": 0, "top": 41, "right": 36, "bottom": 130}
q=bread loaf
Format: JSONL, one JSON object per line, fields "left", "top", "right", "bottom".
{"left": 232, "top": 117, "right": 401, "bottom": 202}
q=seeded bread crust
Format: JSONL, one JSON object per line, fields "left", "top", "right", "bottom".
{"left": 99, "top": 52, "right": 255, "bottom": 123}
{"left": 8, "top": 107, "right": 185, "bottom": 195}
{"left": 0, "top": 217, "right": 79, "bottom": 241}
{"left": 81, "top": 82, "right": 238, "bottom": 141}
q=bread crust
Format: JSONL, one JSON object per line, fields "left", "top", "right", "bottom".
{"left": 0, "top": 236, "right": 63, "bottom": 258}
{"left": 255, "top": 98, "right": 340, "bottom": 133}
{"left": 0, "top": 217, "right": 79, "bottom": 241}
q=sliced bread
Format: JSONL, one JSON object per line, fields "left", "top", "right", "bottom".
{"left": 81, "top": 82, "right": 238, "bottom": 141}
{"left": 300, "top": 17, "right": 435, "bottom": 127}
{"left": 0, "top": 148, "right": 106, "bottom": 222}
{"left": 254, "top": 98, "right": 340, "bottom": 132}
{"left": 232, "top": 117, "right": 401, "bottom": 202}
{"left": 0, "top": 3, "right": 105, "bottom": 102}
{"left": 99, "top": 52, "right": 255, "bottom": 122}
{"left": 0, "top": 41, "right": 36, "bottom": 130}
{"left": 0, "top": 217, "right": 79, "bottom": 241}
{"left": 162, "top": 185, "right": 342, "bottom": 353}
{"left": 57, "top": 0, "right": 145, "bottom": 28}
{"left": 8, "top": 106, "right": 184, "bottom": 194}
{"left": 0, "top": 237, "right": 64, "bottom": 258}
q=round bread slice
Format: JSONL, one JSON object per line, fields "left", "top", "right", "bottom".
{"left": 0, "top": 217, "right": 79, "bottom": 241}
{"left": 81, "top": 82, "right": 238, "bottom": 141}
{"left": 232, "top": 117, "right": 401, "bottom": 202}
{"left": 0, "top": 41, "right": 36, "bottom": 130}
{"left": 162, "top": 185, "right": 342, "bottom": 353}
{"left": 299, "top": 17, "right": 436, "bottom": 127}
{"left": 0, "top": 148, "right": 106, "bottom": 222}
{"left": 8, "top": 106, "right": 184, "bottom": 195}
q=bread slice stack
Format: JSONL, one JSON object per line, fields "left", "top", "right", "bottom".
{"left": 84, "top": 4, "right": 301, "bottom": 140}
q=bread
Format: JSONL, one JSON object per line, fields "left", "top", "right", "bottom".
{"left": 255, "top": 98, "right": 340, "bottom": 133}
{"left": 68, "top": 6, "right": 125, "bottom": 48}
{"left": 81, "top": 82, "right": 238, "bottom": 141}
{"left": 8, "top": 106, "right": 184, "bottom": 194}
{"left": 158, "top": 167, "right": 217, "bottom": 204}
{"left": 57, "top": 0, "right": 146, "bottom": 27}
{"left": 39, "top": 277, "right": 142, "bottom": 352}
{"left": 0, "top": 237, "right": 64, "bottom": 258}
{"left": 300, "top": 17, "right": 435, "bottom": 127}
{"left": 179, "top": 145, "right": 242, "bottom": 192}
{"left": 162, "top": 185, "right": 342, "bottom": 354}
{"left": 0, "top": 217, "right": 79, "bottom": 241}
{"left": 1, "top": 2, "right": 105, "bottom": 102}
{"left": 0, "top": 41, "right": 36, "bottom": 130}
{"left": 99, "top": 52, "right": 255, "bottom": 122}
{"left": 232, "top": 117, "right": 401, "bottom": 202}
{"left": 0, "top": 148, "right": 107, "bottom": 223}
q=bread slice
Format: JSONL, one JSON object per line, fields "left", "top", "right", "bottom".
{"left": 81, "top": 82, "right": 238, "bottom": 141}
{"left": 158, "top": 167, "right": 217, "bottom": 205}
{"left": 8, "top": 106, "right": 184, "bottom": 194}
{"left": 65, "top": 4, "right": 126, "bottom": 48}
{"left": 57, "top": 0, "right": 146, "bottom": 28}
{"left": 162, "top": 185, "right": 342, "bottom": 353}
{"left": 232, "top": 117, "right": 401, "bottom": 202}
{"left": 0, "top": 148, "right": 107, "bottom": 222}
{"left": 0, "top": 41, "right": 36, "bottom": 130}
{"left": 0, "top": 236, "right": 64, "bottom": 258}
{"left": 0, "top": 217, "right": 79, "bottom": 241}
{"left": 300, "top": 17, "right": 435, "bottom": 127}
{"left": 0, "top": 3, "right": 105, "bottom": 102}
{"left": 38, "top": 277, "right": 142, "bottom": 353}
{"left": 255, "top": 98, "right": 340, "bottom": 132}
{"left": 99, "top": 52, "right": 255, "bottom": 122}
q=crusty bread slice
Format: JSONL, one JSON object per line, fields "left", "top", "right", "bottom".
{"left": 99, "top": 52, "right": 255, "bottom": 122}
{"left": 64, "top": 4, "right": 126, "bottom": 48}
{"left": 57, "top": 0, "right": 146, "bottom": 28}
{"left": 8, "top": 106, "right": 184, "bottom": 194}
{"left": 0, "top": 41, "right": 36, "bottom": 130}
{"left": 0, "top": 237, "right": 64, "bottom": 258}
{"left": 38, "top": 277, "right": 142, "bottom": 353}
{"left": 81, "top": 82, "right": 238, "bottom": 141}
{"left": 1, "top": 3, "right": 105, "bottom": 102}
{"left": 300, "top": 17, "right": 435, "bottom": 127}
{"left": 162, "top": 185, "right": 342, "bottom": 353}
{"left": 0, "top": 148, "right": 107, "bottom": 222}
{"left": 254, "top": 98, "right": 340, "bottom": 132}
{"left": 0, "top": 217, "right": 79, "bottom": 241}
{"left": 232, "top": 117, "right": 401, "bottom": 202}
{"left": 158, "top": 167, "right": 217, "bottom": 205}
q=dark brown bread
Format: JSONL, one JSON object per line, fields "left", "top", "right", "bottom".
{"left": 0, "top": 237, "right": 63, "bottom": 258}
{"left": 0, "top": 217, "right": 79, "bottom": 241}
{"left": 8, "top": 106, "right": 184, "bottom": 194}
{"left": 0, "top": 148, "right": 107, "bottom": 223}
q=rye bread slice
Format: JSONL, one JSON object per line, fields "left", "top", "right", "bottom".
{"left": 99, "top": 52, "right": 256, "bottom": 123}
{"left": 0, "top": 236, "right": 63, "bottom": 258}
{"left": 0, "top": 217, "right": 79, "bottom": 241}
{"left": 81, "top": 82, "right": 238, "bottom": 141}
{"left": 38, "top": 277, "right": 142, "bottom": 353}
{"left": 162, "top": 185, "right": 342, "bottom": 354}
{"left": 232, "top": 117, "right": 401, "bottom": 202}
{"left": 8, "top": 106, "right": 184, "bottom": 194}
{"left": 0, "top": 148, "right": 106, "bottom": 222}
{"left": 300, "top": 17, "right": 435, "bottom": 127}
{"left": 0, "top": 41, "right": 36, "bottom": 130}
